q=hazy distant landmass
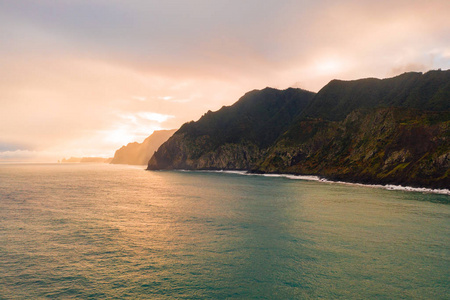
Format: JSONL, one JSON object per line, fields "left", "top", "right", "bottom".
{"left": 148, "top": 70, "right": 450, "bottom": 189}
{"left": 111, "top": 129, "right": 176, "bottom": 165}
{"left": 61, "top": 157, "right": 112, "bottom": 163}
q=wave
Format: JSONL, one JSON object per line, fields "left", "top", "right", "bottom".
{"left": 175, "top": 169, "right": 450, "bottom": 195}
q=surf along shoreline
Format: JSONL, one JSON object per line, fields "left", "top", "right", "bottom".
{"left": 155, "top": 168, "right": 450, "bottom": 196}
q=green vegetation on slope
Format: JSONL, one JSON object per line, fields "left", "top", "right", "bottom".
{"left": 301, "top": 70, "right": 450, "bottom": 121}
{"left": 148, "top": 70, "right": 450, "bottom": 188}
{"left": 148, "top": 87, "right": 315, "bottom": 169}
{"left": 258, "top": 108, "right": 449, "bottom": 188}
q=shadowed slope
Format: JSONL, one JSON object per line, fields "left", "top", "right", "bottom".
{"left": 148, "top": 88, "right": 315, "bottom": 170}
{"left": 301, "top": 70, "right": 450, "bottom": 121}
{"left": 147, "top": 70, "right": 449, "bottom": 188}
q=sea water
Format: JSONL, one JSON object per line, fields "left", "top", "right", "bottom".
{"left": 0, "top": 163, "right": 449, "bottom": 299}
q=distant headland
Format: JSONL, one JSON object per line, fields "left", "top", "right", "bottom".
{"left": 60, "top": 157, "right": 112, "bottom": 163}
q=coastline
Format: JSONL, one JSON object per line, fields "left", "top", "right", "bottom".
{"left": 166, "top": 169, "right": 450, "bottom": 196}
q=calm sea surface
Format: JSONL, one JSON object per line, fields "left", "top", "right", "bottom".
{"left": 0, "top": 163, "right": 449, "bottom": 299}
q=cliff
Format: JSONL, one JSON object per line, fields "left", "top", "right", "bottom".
{"left": 257, "top": 108, "right": 449, "bottom": 188}
{"left": 148, "top": 87, "right": 315, "bottom": 170}
{"left": 111, "top": 129, "right": 176, "bottom": 165}
{"left": 148, "top": 70, "right": 450, "bottom": 189}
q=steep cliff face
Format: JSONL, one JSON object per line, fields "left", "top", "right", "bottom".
{"left": 147, "top": 70, "right": 450, "bottom": 188}
{"left": 111, "top": 129, "right": 176, "bottom": 165}
{"left": 257, "top": 108, "right": 450, "bottom": 188}
{"left": 149, "top": 133, "right": 266, "bottom": 170}
{"left": 148, "top": 87, "right": 315, "bottom": 170}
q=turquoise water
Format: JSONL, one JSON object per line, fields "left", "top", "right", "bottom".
{"left": 0, "top": 164, "right": 449, "bottom": 299}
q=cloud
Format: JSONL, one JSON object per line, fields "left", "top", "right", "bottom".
{"left": 389, "top": 64, "right": 428, "bottom": 76}
{"left": 0, "top": 149, "right": 62, "bottom": 162}
{"left": 0, "top": 0, "right": 449, "bottom": 161}
{"left": 158, "top": 96, "right": 173, "bottom": 101}
{"left": 0, "top": 142, "right": 30, "bottom": 152}
{"left": 136, "top": 112, "right": 174, "bottom": 123}
{"left": 157, "top": 95, "right": 192, "bottom": 103}
{"left": 132, "top": 96, "right": 147, "bottom": 102}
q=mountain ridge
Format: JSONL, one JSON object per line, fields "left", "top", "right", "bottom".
{"left": 147, "top": 70, "right": 450, "bottom": 189}
{"left": 149, "top": 87, "right": 315, "bottom": 170}
{"left": 301, "top": 70, "right": 450, "bottom": 121}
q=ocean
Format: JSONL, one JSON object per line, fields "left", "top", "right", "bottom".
{"left": 0, "top": 163, "right": 449, "bottom": 299}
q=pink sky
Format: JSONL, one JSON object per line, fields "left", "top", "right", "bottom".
{"left": 1, "top": 0, "right": 449, "bottom": 161}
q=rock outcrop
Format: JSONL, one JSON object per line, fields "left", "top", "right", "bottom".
{"left": 257, "top": 108, "right": 450, "bottom": 188}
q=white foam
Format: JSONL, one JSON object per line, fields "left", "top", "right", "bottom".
{"left": 174, "top": 169, "right": 449, "bottom": 195}
{"left": 261, "top": 173, "right": 322, "bottom": 182}
{"left": 179, "top": 169, "right": 248, "bottom": 175}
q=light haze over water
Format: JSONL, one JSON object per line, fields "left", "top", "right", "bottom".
{"left": 0, "top": 164, "right": 449, "bottom": 299}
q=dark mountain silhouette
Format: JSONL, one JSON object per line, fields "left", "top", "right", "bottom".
{"left": 148, "top": 70, "right": 450, "bottom": 189}
{"left": 148, "top": 88, "right": 315, "bottom": 170}
{"left": 301, "top": 70, "right": 450, "bottom": 121}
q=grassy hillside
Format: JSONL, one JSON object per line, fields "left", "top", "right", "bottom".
{"left": 257, "top": 108, "right": 449, "bottom": 188}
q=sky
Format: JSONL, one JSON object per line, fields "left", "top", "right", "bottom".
{"left": 1, "top": 0, "right": 449, "bottom": 162}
